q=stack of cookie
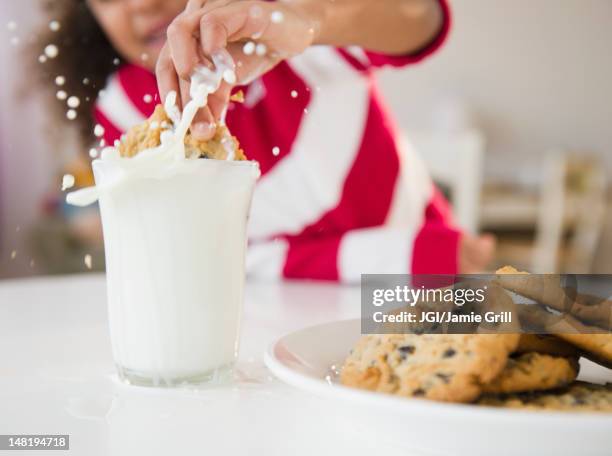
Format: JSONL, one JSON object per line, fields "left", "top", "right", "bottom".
{"left": 341, "top": 268, "right": 612, "bottom": 412}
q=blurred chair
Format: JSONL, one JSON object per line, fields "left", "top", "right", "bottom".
{"left": 403, "top": 129, "right": 486, "bottom": 234}
{"left": 482, "top": 153, "right": 607, "bottom": 273}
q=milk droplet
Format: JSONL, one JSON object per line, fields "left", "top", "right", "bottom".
{"left": 141, "top": 53, "right": 149, "bottom": 61}
{"left": 255, "top": 43, "right": 267, "bottom": 56}
{"left": 272, "top": 146, "right": 280, "bottom": 156}
{"left": 67, "top": 96, "right": 80, "bottom": 108}
{"left": 84, "top": 254, "right": 93, "bottom": 269}
{"left": 291, "top": 90, "right": 298, "bottom": 98}
{"left": 10, "top": 250, "right": 17, "bottom": 260}
{"left": 55, "top": 75, "right": 65, "bottom": 86}
{"left": 143, "top": 94, "right": 153, "bottom": 103}
{"left": 7, "top": 21, "right": 17, "bottom": 31}
{"left": 89, "top": 148, "right": 98, "bottom": 158}
{"left": 61, "top": 174, "right": 75, "bottom": 191}
{"left": 66, "top": 109, "right": 77, "bottom": 120}
{"left": 93, "top": 124, "right": 105, "bottom": 137}
{"left": 243, "top": 41, "right": 256, "bottom": 55}
{"left": 222, "top": 69, "right": 236, "bottom": 85}
{"left": 56, "top": 90, "right": 67, "bottom": 100}
{"left": 38, "top": 55, "right": 47, "bottom": 63}
{"left": 270, "top": 11, "right": 284, "bottom": 23}
{"left": 10, "top": 37, "right": 19, "bottom": 46}
{"left": 44, "top": 44, "right": 59, "bottom": 58}
{"left": 49, "top": 20, "right": 60, "bottom": 31}
{"left": 113, "top": 58, "right": 120, "bottom": 65}
{"left": 100, "top": 139, "right": 106, "bottom": 147}
{"left": 83, "top": 77, "right": 90, "bottom": 85}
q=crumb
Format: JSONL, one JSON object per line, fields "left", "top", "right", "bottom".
{"left": 230, "top": 90, "right": 245, "bottom": 103}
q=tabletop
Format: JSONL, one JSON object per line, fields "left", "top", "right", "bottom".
{"left": 0, "top": 274, "right": 407, "bottom": 456}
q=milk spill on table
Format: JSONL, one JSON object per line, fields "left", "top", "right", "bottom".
{"left": 67, "top": 50, "right": 240, "bottom": 207}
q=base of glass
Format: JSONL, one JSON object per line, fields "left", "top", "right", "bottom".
{"left": 116, "top": 363, "right": 235, "bottom": 388}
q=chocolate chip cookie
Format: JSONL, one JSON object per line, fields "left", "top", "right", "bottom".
{"left": 341, "top": 334, "right": 520, "bottom": 403}
{"left": 517, "top": 304, "right": 612, "bottom": 368}
{"left": 516, "top": 334, "right": 579, "bottom": 357}
{"left": 482, "top": 352, "right": 579, "bottom": 394}
{"left": 478, "top": 382, "right": 612, "bottom": 412}
{"left": 495, "top": 266, "right": 611, "bottom": 330}
{"left": 119, "top": 104, "right": 246, "bottom": 160}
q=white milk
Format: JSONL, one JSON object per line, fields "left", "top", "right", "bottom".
{"left": 68, "top": 50, "right": 260, "bottom": 386}
{"left": 96, "top": 158, "right": 258, "bottom": 386}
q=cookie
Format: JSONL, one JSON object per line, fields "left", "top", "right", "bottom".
{"left": 516, "top": 334, "right": 579, "bottom": 357}
{"left": 478, "top": 382, "right": 612, "bottom": 412}
{"left": 495, "top": 266, "right": 611, "bottom": 330}
{"left": 341, "top": 333, "right": 520, "bottom": 403}
{"left": 118, "top": 104, "right": 247, "bottom": 160}
{"left": 482, "top": 352, "right": 579, "bottom": 394}
{"left": 517, "top": 304, "right": 612, "bottom": 368}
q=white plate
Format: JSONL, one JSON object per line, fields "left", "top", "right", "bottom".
{"left": 264, "top": 319, "right": 612, "bottom": 456}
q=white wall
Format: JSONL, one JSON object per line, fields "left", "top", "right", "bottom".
{"left": 378, "top": 0, "right": 612, "bottom": 184}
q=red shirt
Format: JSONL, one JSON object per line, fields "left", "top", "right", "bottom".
{"left": 94, "top": 0, "right": 460, "bottom": 282}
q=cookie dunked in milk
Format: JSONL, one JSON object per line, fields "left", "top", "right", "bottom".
{"left": 119, "top": 104, "right": 247, "bottom": 161}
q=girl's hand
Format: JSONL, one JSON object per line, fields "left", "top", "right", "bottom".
{"left": 459, "top": 233, "right": 496, "bottom": 274}
{"left": 156, "top": 0, "right": 320, "bottom": 139}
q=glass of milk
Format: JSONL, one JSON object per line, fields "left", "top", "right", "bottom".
{"left": 93, "top": 158, "right": 259, "bottom": 387}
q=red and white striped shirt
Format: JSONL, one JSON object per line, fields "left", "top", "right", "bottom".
{"left": 94, "top": 0, "right": 460, "bottom": 283}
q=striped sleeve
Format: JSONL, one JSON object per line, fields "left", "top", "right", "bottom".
{"left": 245, "top": 210, "right": 460, "bottom": 283}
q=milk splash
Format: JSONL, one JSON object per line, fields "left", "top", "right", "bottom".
{"left": 67, "top": 50, "right": 238, "bottom": 207}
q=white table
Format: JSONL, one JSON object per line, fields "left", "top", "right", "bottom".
{"left": 0, "top": 275, "right": 405, "bottom": 456}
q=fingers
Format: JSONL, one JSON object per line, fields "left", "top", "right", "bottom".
{"left": 207, "top": 82, "right": 232, "bottom": 123}
{"left": 156, "top": 43, "right": 181, "bottom": 108}
{"left": 185, "top": 0, "right": 207, "bottom": 14}
{"left": 199, "top": 2, "right": 271, "bottom": 55}
{"left": 191, "top": 111, "right": 217, "bottom": 139}
{"left": 178, "top": 79, "right": 216, "bottom": 140}
{"left": 167, "top": 11, "right": 206, "bottom": 81}
{"left": 459, "top": 233, "right": 496, "bottom": 274}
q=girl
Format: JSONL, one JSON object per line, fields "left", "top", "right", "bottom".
{"left": 35, "top": 0, "right": 494, "bottom": 280}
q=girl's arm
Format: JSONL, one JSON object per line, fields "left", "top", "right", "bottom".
{"left": 156, "top": 0, "right": 445, "bottom": 139}
{"left": 299, "top": 0, "right": 444, "bottom": 55}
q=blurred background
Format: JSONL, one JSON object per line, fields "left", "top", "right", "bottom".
{"left": 1, "top": 0, "right": 611, "bottom": 279}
